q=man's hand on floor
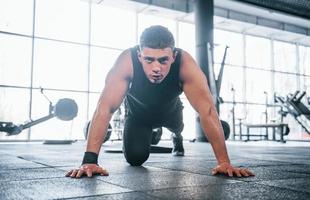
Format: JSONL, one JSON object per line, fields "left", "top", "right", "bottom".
{"left": 211, "top": 162, "right": 255, "bottom": 177}
{"left": 65, "top": 164, "right": 109, "bottom": 178}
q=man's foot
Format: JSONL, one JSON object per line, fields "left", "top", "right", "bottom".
{"left": 172, "top": 135, "right": 184, "bottom": 156}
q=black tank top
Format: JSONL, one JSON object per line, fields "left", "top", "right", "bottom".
{"left": 126, "top": 45, "right": 183, "bottom": 121}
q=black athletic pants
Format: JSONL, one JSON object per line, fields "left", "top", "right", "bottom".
{"left": 123, "top": 107, "right": 184, "bottom": 166}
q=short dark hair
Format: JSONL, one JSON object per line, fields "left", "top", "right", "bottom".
{"left": 139, "top": 25, "right": 175, "bottom": 50}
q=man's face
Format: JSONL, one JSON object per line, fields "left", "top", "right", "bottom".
{"left": 138, "top": 47, "right": 176, "bottom": 84}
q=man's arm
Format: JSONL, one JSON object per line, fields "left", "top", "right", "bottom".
{"left": 66, "top": 49, "right": 133, "bottom": 178}
{"left": 86, "top": 49, "right": 132, "bottom": 154}
{"left": 180, "top": 51, "right": 254, "bottom": 177}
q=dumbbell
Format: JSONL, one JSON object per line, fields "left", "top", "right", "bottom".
{"left": 84, "top": 121, "right": 112, "bottom": 144}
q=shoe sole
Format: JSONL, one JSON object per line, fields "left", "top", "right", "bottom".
{"left": 172, "top": 152, "right": 184, "bottom": 156}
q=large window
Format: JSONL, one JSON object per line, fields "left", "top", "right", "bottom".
{"left": 0, "top": 0, "right": 33, "bottom": 35}
{"left": 178, "top": 22, "right": 195, "bottom": 57}
{"left": 91, "top": 4, "right": 136, "bottom": 48}
{"left": 214, "top": 29, "right": 243, "bottom": 66}
{"left": 274, "top": 41, "right": 297, "bottom": 73}
{"left": 0, "top": 0, "right": 309, "bottom": 141}
{"left": 246, "top": 69, "right": 271, "bottom": 104}
{"left": 89, "top": 47, "right": 122, "bottom": 92}
{"left": 0, "top": 88, "right": 30, "bottom": 140}
{"left": 304, "top": 77, "right": 310, "bottom": 98}
{"left": 88, "top": 93, "right": 100, "bottom": 120}
{"left": 0, "top": 34, "right": 32, "bottom": 86}
{"left": 245, "top": 35, "right": 271, "bottom": 70}
{"left": 33, "top": 39, "right": 89, "bottom": 91}
{"left": 299, "top": 45, "right": 310, "bottom": 76}
{"left": 220, "top": 66, "right": 244, "bottom": 102}
{"left": 35, "top": 0, "right": 89, "bottom": 43}
{"left": 274, "top": 72, "right": 298, "bottom": 96}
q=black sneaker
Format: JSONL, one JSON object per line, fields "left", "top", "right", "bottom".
{"left": 172, "top": 135, "right": 184, "bottom": 156}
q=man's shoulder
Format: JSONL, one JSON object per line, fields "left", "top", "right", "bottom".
{"left": 178, "top": 49, "right": 193, "bottom": 63}
{"left": 125, "top": 45, "right": 139, "bottom": 59}
{"left": 129, "top": 45, "right": 139, "bottom": 52}
{"left": 111, "top": 49, "right": 133, "bottom": 81}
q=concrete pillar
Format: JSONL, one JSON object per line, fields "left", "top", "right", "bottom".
{"left": 194, "top": 0, "right": 214, "bottom": 142}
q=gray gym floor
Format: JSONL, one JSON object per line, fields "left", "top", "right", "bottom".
{"left": 0, "top": 140, "right": 310, "bottom": 200}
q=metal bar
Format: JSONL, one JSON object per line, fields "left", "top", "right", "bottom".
{"left": 216, "top": 45, "right": 229, "bottom": 94}
{"left": 28, "top": 0, "right": 36, "bottom": 141}
{"left": 22, "top": 114, "right": 55, "bottom": 129}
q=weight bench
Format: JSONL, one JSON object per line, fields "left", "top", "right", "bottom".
{"left": 244, "top": 123, "right": 289, "bottom": 143}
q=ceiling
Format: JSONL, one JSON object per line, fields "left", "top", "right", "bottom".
{"left": 85, "top": 0, "right": 310, "bottom": 46}
{"left": 235, "top": 0, "right": 310, "bottom": 20}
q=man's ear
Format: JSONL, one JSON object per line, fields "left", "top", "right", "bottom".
{"left": 137, "top": 50, "right": 142, "bottom": 62}
{"left": 172, "top": 50, "right": 178, "bottom": 62}
{"left": 174, "top": 49, "right": 178, "bottom": 57}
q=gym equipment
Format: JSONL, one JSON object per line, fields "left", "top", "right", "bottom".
{"left": 0, "top": 97, "right": 78, "bottom": 136}
{"left": 230, "top": 86, "right": 236, "bottom": 140}
{"left": 229, "top": 87, "right": 248, "bottom": 141}
{"left": 203, "top": 120, "right": 230, "bottom": 142}
{"left": 151, "top": 127, "right": 163, "bottom": 145}
{"left": 263, "top": 91, "right": 269, "bottom": 124}
{"left": 243, "top": 123, "right": 289, "bottom": 143}
{"left": 275, "top": 91, "right": 310, "bottom": 134}
{"left": 206, "top": 43, "right": 229, "bottom": 112}
{"left": 233, "top": 91, "right": 290, "bottom": 143}
{"left": 83, "top": 121, "right": 112, "bottom": 144}
{"left": 209, "top": 44, "right": 230, "bottom": 140}
{"left": 104, "top": 128, "right": 171, "bottom": 153}
{"left": 53, "top": 98, "right": 78, "bottom": 121}
{"left": 84, "top": 120, "right": 163, "bottom": 145}
{"left": 104, "top": 145, "right": 172, "bottom": 153}
{"left": 221, "top": 120, "right": 230, "bottom": 140}
{"left": 196, "top": 43, "right": 230, "bottom": 142}
{"left": 43, "top": 140, "right": 76, "bottom": 145}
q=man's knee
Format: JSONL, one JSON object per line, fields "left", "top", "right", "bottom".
{"left": 123, "top": 146, "right": 150, "bottom": 166}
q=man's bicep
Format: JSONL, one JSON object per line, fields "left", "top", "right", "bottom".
{"left": 183, "top": 73, "right": 213, "bottom": 114}
{"left": 97, "top": 50, "right": 132, "bottom": 113}
{"left": 181, "top": 52, "right": 214, "bottom": 114}
{"left": 100, "top": 73, "right": 129, "bottom": 112}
